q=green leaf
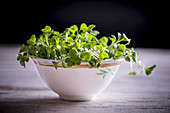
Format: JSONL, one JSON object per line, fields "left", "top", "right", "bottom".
{"left": 89, "top": 61, "right": 96, "bottom": 67}
{"left": 73, "top": 58, "right": 81, "bottom": 65}
{"left": 80, "top": 52, "right": 91, "bottom": 61}
{"left": 65, "top": 58, "right": 75, "bottom": 67}
{"left": 55, "top": 38, "right": 60, "bottom": 45}
{"left": 80, "top": 23, "right": 88, "bottom": 32}
{"left": 69, "top": 49, "right": 81, "bottom": 65}
{"left": 62, "top": 61, "right": 66, "bottom": 68}
{"left": 69, "top": 49, "right": 77, "bottom": 59}
{"left": 90, "top": 40, "right": 97, "bottom": 48}
{"left": 69, "top": 25, "right": 78, "bottom": 33}
{"left": 96, "top": 44, "right": 103, "bottom": 51}
{"left": 97, "top": 63, "right": 101, "bottom": 69}
{"left": 114, "top": 50, "right": 122, "bottom": 56}
{"left": 52, "top": 61, "right": 58, "bottom": 70}
{"left": 99, "top": 51, "right": 109, "bottom": 60}
{"left": 27, "top": 45, "right": 36, "bottom": 55}
{"left": 60, "top": 47, "right": 67, "bottom": 55}
{"left": 132, "top": 51, "right": 138, "bottom": 63}
{"left": 38, "top": 47, "right": 47, "bottom": 58}
{"left": 20, "top": 59, "right": 26, "bottom": 68}
{"left": 91, "top": 30, "right": 100, "bottom": 36}
{"left": 67, "top": 37, "right": 73, "bottom": 42}
{"left": 99, "top": 36, "right": 108, "bottom": 47}
{"left": 19, "top": 44, "right": 27, "bottom": 53}
{"left": 99, "top": 69, "right": 107, "bottom": 73}
{"left": 109, "top": 35, "right": 116, "bottom": 43}
{"left": 117, "top": 44, "right": 126, "bottom": 52}
{"left": 27, "top": 34, "right": 36, "bottom": 45}
{"left": 111, "top": 35, "right": 116, "bottom": 39}
{"left": 103, "top": 74, "right": 106, "bottom": 78}
{"left": 145, "top": 65, "right": 156, "bottom": 75}
{"left": 96, "top": 73, "right": 105, "bottom": 75}
{"left": 122, "top": 33, "right": 131, "bottom": 43}
{"left": 25, "top": 57, "right": 29, "bottom": 62}
{"left": 106, "top": 67, "right": 111, "bottom": 71}
{"left": 17, "top": 54, "right": 23, "bottom": 61}
{"left": 86, "top": 34, "right": 94, "bottom": 41}
{"left": 50, "top": 49, "right": 56, "bottom": 59}
{"left": 46, "top": 26, "right": 51, "bottom": 32}
{"left": 37, "top": 35, "right": 44, "bottom": 44}
{"left": 118, "top": 32, "right": 121, "bottom": 40}
{"left": 42, "top": 26, "right": 51, "bottom": 32}
{"left": 53, "top": 31, "right": 60, "bottom": 35}
{"left": 125, "top": 56, "right": 131, "bottom": 62}
{"left": 87, "top": 24, "right": 96, "bottom": 32}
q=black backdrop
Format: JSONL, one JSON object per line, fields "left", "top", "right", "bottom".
{"left": 2, "top": 0, "right": 169, "bottom": 48}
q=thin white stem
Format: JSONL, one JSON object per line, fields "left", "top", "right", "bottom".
{"left": 130, "top": 60, "right": 133, "bottom": 72}
{"left": 56, "top": 56, "right": 70, "bottom": 63}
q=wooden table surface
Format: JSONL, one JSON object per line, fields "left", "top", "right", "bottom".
{"left": 0, "top": 45, "right": 170, "bottom": 113}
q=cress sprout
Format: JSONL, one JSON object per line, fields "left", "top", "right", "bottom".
{"left": 17, "top": 23, "right": 156, "bottom": 76}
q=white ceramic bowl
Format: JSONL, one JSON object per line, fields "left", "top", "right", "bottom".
{"left": 32, "top": 58, "right": 123, "bottom": 101}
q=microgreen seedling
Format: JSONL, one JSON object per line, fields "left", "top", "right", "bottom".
{"left": 17, "top": 23, "right": 156, "bottom": 76}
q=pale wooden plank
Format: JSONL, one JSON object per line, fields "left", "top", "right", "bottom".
{"left": 0, "top": 45, "right": 170, "bottom": 113}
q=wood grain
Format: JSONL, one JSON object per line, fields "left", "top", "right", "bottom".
{"left": 0, "top": 44, "right": 170, "bottom": 113}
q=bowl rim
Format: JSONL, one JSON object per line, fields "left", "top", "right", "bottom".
{"left": 31, "top": 57, "right": 124, "bottom": 68}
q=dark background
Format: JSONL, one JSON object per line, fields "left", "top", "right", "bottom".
{"left": 1, "top": 0, "right": 169, "bottom": 48}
